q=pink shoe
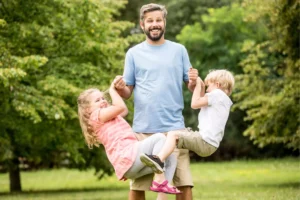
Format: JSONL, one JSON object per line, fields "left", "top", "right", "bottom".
{"left": 150, "top": 180, "right": 182, "bottom": 194}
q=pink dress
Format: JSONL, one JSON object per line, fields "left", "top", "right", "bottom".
{"left": 89, "top": 108, "right": 139, "bottom": 180}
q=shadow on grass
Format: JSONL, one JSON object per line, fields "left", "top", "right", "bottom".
{"left": 260, "top": 182, "right": 300, "bottom": 189}
{"left": 0, "top": 187, "right": 128, "bottom": 196}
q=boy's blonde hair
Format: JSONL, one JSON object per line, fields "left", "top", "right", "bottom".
{"left": 205, "top": 69, "right": 235, "bottom": 96}
{"left": 140, "top": 3, "right": 167, "bottom": 22}
{"left": 77, "top": 88, "right": 101, "bottom": 149}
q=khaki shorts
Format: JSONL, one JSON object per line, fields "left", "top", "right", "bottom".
{"left": 130, "top": 129, "right": 194, "bottom": 191}
{"left": 173, "top": 129, "right": 217, "bottom": 157}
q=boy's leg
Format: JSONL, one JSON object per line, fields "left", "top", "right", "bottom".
{"left": 175, "top": 130, "right": 217, "bottom": 157}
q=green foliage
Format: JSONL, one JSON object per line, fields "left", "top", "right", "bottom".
{"left": 0, "top": 0, "right": 143, "bottom": 189}
{"left": 233, "top": 0, "right": 300, "bottom": 150}
{"left": 177, "top": 3, "right": 267, "bottom": 75}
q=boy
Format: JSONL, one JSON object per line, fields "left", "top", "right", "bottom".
{"left": 140, "top": 69, "right": 235, "bottom": 171}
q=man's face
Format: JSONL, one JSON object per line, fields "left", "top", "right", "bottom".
{"left": 141, "top": 10, "right": 165, "bottom": 42}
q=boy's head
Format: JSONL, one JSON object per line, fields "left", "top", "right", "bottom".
{"left": 204, "top": 69, "right": 235, "bottom": 96}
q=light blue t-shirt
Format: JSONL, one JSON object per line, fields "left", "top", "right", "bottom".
{"left": 124, "top": 40, "right": 191, "bottom": 133}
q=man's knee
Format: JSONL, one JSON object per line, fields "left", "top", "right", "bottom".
{"left": 176, "top": 186, "right": 193, "bottom": 200}
{"left": 128, "top": 190, "right": 145, "bottom": 200}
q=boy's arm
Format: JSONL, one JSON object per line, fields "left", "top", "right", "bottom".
{"left": 191, "top": 77, "right": 208, "bottom": 109}
{"left": 98, "top": 84, "right": 128, "bottom": 123}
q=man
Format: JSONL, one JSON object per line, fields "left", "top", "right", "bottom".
{"left": 114, "top": 3, "right": 198, "bottom": 200}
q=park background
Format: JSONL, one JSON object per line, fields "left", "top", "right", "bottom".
{"left": 0, "top": 0, "right": 299, "bottom": 199}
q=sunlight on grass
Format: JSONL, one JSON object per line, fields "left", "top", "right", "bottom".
{"left": 0, "top": 158, "right": 299, "bottom": 200}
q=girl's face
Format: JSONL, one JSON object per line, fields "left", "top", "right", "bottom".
{"left": 89, "top": 91, "right": 108, "bottom": 111}
{"left": 206, "top": 81, "right": 219, "bottom": 93}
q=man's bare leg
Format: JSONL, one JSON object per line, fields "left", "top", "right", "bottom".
{"left": 176, "top": 186, "right": 193, "bottom": 200}
{"left": 129, "top": 190, "right": 145, "bottom": 200}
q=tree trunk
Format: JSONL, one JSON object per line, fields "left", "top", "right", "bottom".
{"left": 9, "top": 158, "right": 22, "bottom": 192}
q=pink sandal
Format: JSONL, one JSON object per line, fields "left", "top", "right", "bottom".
{"left": 150, "top": 180, "right": 182, "bottom": 194}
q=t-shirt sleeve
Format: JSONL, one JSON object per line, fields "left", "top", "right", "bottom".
{"left": 207, "top": 89, "right": 230, "bottom": 106}
{"left": 90, "top": 108, "right": 101, "bottom": 122}
{"left": 123, "top": 49, "right": 135, "bottom": 86}
{"left": 182, "top": 46, "right": 192, "bottom": 82}
{"left": 89, "top": 108, "right": 105, "bottom": 130}
{"left": 206, "top": 90, "right": 219, "bottom": 106}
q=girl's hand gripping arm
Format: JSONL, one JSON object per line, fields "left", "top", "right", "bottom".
{"left": 98, "top": 83, "right": 128, "bottom": 123}
{"left": 113, "top": 75, "right": 134, "bottom": 100}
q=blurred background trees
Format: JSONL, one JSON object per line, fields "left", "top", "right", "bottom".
{"left": 0, "top": 0, "right": 298, "bottom": 192}
{"left": 0, "top": 0, "right": 141, "bottom": 192}
{"left": 233, "top": 0, "right": 299, "bottom": 150}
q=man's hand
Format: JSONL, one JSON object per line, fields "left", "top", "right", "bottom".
{"left": 187, "top": 67, "right": 198, "bottom": 92}
{"left": 188, "top": 67, "right": 198, "bottom": 84}
{"left": 113, "top": 75, "right": 126, "bottom": 90}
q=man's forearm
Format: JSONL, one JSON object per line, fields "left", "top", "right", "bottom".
{"left": 187, "top": 81, "right": 196, "bottom": 92}
{"left": 116, "top": 86, "right": 132, "bottom": 99}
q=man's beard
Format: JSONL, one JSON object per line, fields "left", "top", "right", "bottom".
{"left": 145, "top": 28, "right": 165, "bottom": 41}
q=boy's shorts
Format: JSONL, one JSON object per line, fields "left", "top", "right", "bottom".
{"left": 130, "top": 129, "right": 194, "bottom": 191}
{"left": 174, "top": 129, "right": 217, "bottom": 157}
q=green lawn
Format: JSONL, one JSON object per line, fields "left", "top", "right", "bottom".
{"left": 0, "top": 158, "right": 299, "bottom": 200}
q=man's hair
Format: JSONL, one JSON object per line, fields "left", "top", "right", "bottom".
{"left": 205, "top": 69, "right": 235, "bottom": 96}
{"left": 140, "top": 3, "right": 167, "bottom": 21}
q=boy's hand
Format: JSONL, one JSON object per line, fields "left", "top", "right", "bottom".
{"left": 113, "top": 75, "right": 126, "bottom": 90}
{"left": 196, "top": 77, "right": 205, "bottom": 87}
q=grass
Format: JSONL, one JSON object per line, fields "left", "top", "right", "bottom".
{"left": 0, "top": 157, "right": 299, "bottom": 200}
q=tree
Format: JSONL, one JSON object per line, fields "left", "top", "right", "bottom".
{"left": 0, "top": 0, "right": 142, "bottom": 192}
{"left": 233, "top": 0, "right": 300, "bottom": 150}
{"left": 177, "top": 3, "right": 267, "bottom": 76}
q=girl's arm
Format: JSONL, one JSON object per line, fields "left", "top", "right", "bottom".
{"left": 191, "top": 77, "right": 208, "bottom": 109}
{"left": 98, "top": 84, "right": 128, "bottom": 123}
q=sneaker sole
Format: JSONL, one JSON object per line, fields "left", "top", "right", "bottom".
{"left": 140, "top": 154, "right": 164, "bottom": 174}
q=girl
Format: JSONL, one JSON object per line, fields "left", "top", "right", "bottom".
{"left": 77, "top": 82, "right": 181, "bottom": 195}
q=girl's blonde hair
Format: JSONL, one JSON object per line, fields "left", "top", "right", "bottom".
{"left": 77, "top": 88, "right": 101, "bottom": 149}
{"left": 205, "top": 69, "right": 235, "bottom": 96}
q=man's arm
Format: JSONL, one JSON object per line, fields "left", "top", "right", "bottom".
{"left": 185, "top": 80, "right": 196, "bottom": 92}
{"left": 116, "top": 85, "right": 134, "bottom": 100}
